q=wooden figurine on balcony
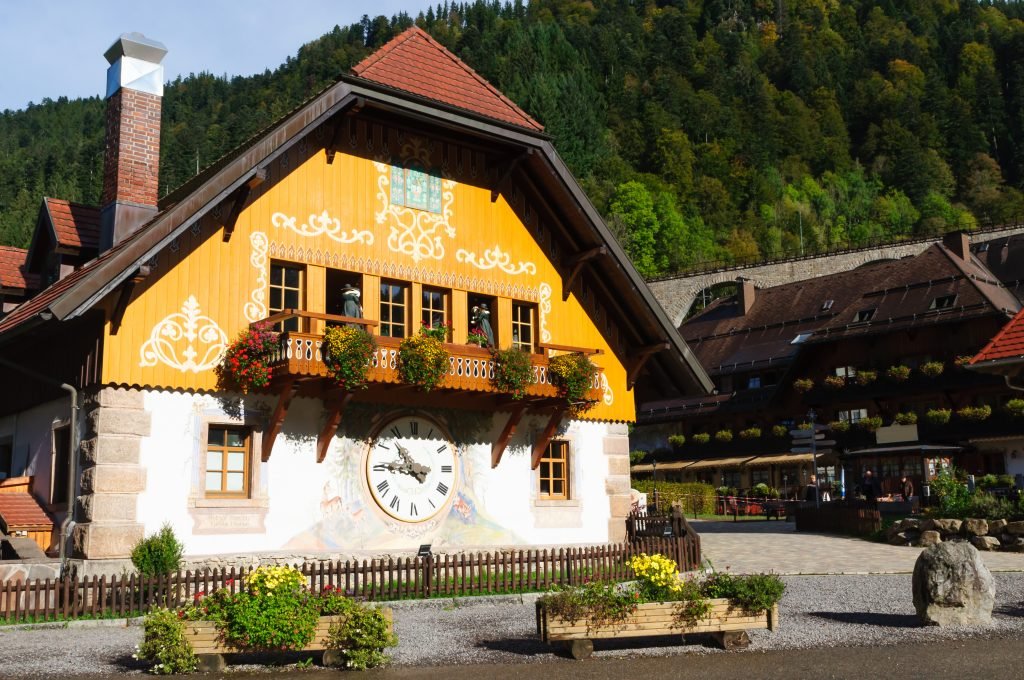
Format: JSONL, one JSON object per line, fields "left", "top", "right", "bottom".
{"left": 340, "top": 284, "right": 362, "bottom": 325}
{"left": 472, "top": 304, "right": 495, "bottom": 348}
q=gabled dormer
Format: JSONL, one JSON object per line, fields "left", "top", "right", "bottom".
{"left": 25, "top": 198, "right": 100, "bottom": 286}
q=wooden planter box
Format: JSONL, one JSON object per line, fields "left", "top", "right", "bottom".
{"left": 184, "top": 609, "right": 393, "bottom": 671}
{"left": 537, "top": 599, "right": 778, "bottom": 659}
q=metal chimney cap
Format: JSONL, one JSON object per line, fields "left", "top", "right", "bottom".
{"left": 104, "top": 32, "right": 168, "bottom": 65}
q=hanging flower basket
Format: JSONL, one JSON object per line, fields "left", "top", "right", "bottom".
{"left": 823, "top": 375, "right": 846, "bottom": 389}
{"left": 216, "top": 323, "right": 278, "bottom": 393}
{"left": 792, "top": 378, "right": 814, "bottom": 393}
{"left": 397, "top": 325, "right": 451, "bottom": 392}
{"left": 492, "top": 346, "right": 535, "bottom": 399}
{"left": 548, "top": 352, "right": 598, "bottom": 416}
{"left": 322, "top": 326, "right": 377, "bottom": 391}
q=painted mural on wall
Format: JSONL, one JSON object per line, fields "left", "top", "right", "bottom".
{"left": 285, "top": 407, "right": 524, "bottom": 550}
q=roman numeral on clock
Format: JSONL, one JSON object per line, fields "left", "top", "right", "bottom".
{"left": 390, "top": 496, "right": 400, "bottom": 512}
{"left": 376, "top": 480, "right": 389, "bottom": 495}
{"left": 409, "top": 420, "right": 419, "bottom": 435}
{"left": 437, "top": 445, "right": 447, "bottom": 454}
{"left": 441, "top": 465, "right": 452, "bottom": 473}
{"left": 410, "top": 502, "right": 418, "bottom": 517}
{"left": 437, "top": 482, "right": 449, "bottom": 496}
{"left": 390, "top": 426, "right": 402, "bottom": 438}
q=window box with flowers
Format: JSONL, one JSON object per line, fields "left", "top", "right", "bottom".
{"left": 823, "top": 375, "right": 846, "bottom": 389}
{"left": 829, "top": 420, "right": 850, "bottom": 433}
{"left": 854, "top": 370, "right": 877, "bottom": 386}
{"left": 954, "top": 355, "right": 973, "bottom": 369}
{"left": 771, "top": 425, "right": 788, "bottom": 438}
{"left": 398, "top": 323, "right": 452, "bottom": 392}
{"left": 323, "top": 326, "right": 377, "bottom": 391}
{"left": 536, "top": 553, "right": 783, "bottom": 659}
{"left": 792, "top": 378, "right": 814, "bottom": 393}
{"left": 667, "top": 434, "right": 686, "bottom": 450}
{"left": 714, "top": 429, "right": 733, "bottom": 443}
{"left": 1006, "top": 399, "right": 1024, "bottom": 418}
{"left": 855, "top": 416, "right": 883, "bottom": 432}
{"left": 925, "top": 408, "right": 951, "bottom": 425}
{"left": 738, "top": 427, "right": 761, "bottom": 440}
{"left": 886, "top": 365, "right": 911, "bottom": 382}
{"left": 692, "top": 433, "right": 711, "bottom": 445}
{"left": 893, "top": 412, "right": 918, "bottom": 425}
{"left": 919, "top": 361, "right": 945, "bottom": 378}
{"left": 491, "top": 346, "right": 534, "bottom": 399}
{"left": 216, "top": 324, "right": 278, "bottom": 393}
{"left": 956, "top": 405, "right": 992, "bottom": 422}
{"left": 138, "top": 566, "right": 397, "bottom": 673}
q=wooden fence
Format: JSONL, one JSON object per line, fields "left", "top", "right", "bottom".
{"left": 625, "top": 509, "right": 702, "bottom": 571}
{"left": 794, "top": 503, "right": 882, "bottom": 536}
{"left": 1, "top": 535, "right": 699, "bottom": 623}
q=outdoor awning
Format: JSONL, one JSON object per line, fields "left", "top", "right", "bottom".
{"left": 683, "top": 457, "right": 755, "bottom": 470}
{"left": 744, "top": 453, "right": 816, "bottom": 466}
{"left": 630, "top": 460, "right": 696, "bottom": 473}
{"left": 844, "top": 444, "right": 962, "bottom": 456}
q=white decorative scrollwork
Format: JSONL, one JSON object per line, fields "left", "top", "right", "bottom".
{"left": 139, "top": 296, "right": 227, "bottom": 373}
{"left": 244, "top": 232, "right": 268, "bottom": 322}
{"left": 600, "top": 373, "right": 614, "bottom": 406}
{"left": 538, "top": 283, "right": 552, "bottom": 343}
{"left": 271, "top": 210, "right": 374, "bottom": 245}
{"left": 455, "top": 246, "right": 536, "bottom": 276}
{"left": 373, "top": 136, "right": 457, "bottom": 263}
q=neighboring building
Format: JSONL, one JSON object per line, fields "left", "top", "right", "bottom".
{"left": 970, "top": 306, "right": 1024, "bottom": 480}
{"left": 0, "top": 246, "right": 38, "bottom": 315}
{"left": 0, "top": 30, "right": 710, "bottom": 567}
{"left": 634, "top": 233, "right": 1022, "bottom": 498}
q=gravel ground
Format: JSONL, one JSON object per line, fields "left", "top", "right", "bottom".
{"left": 1, "top": 574, "right": 1023, "bottom": 677}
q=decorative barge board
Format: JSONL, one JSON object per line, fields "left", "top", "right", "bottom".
{"left": 536, "top": 599, "right": 779, "bottom": 659}
{"left": 186, "top": 610, "right": 394, "bottom": 672}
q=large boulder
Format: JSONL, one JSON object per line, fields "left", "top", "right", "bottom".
{"left": 912, "top": 542, "right": 995, "bottom": 626}
{"left": 921, "top": 518, "right": 962, "bottom": 535}
{"left": 1005, "top": 521, "right": 1024, "bottom": 536}
{"left": 961, "top": 519, "right": 988, "bottom": 537}
{"left": 970, "top": 536, "right": 1000, "bottom": 551}
{"left": 918, "top": 530, "right": 942, "bottom": 547}
{"left": 1003, "top": 537, "right": 1024, "bottom": 553}
{"left": 988, "top": 519, "right": 1007, "bottom": 535}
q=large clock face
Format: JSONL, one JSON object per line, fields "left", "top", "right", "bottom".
{"left": 366, "top": 415, "right": 457, "bottom": 523}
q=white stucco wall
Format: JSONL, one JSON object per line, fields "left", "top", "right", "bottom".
{"left": 137, "top": 390, "right": 614, "bottom": 558}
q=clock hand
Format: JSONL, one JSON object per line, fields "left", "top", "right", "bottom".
{"left": 396, "top": 443, "right": 431, "bottom": 483}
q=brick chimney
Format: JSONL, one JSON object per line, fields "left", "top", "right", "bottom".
{"left": 737, "top": 277, "right": 756, "bottom": 315}
{"left": 99, "top": 33, "right": 167, "bottom": 252}
{"left": 942, "top": 230, "right": 971, "bottom": 260}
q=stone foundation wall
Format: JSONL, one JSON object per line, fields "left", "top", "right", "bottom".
{"left": 72, "top": 387, "right": 150, "bottom": 559}
{"left": 603, "top": 423, "right": 631, "bottom": 542}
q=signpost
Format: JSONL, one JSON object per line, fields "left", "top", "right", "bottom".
{"left": 791, "top": 411, "right": 832, "bottom": 508}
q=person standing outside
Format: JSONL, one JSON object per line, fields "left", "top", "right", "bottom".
{"left": 900, "top": 475, "right": 914, "bottom": 502}
{"left": 804, "top": 474, "right": 820, "bottom": 504}
{"left": 862, "top": 469, "right": 878, "bottom": 502}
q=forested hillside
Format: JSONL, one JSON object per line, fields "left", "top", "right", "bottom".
{"left": 3, "top": 0, "right": 1024, "bottom": 277}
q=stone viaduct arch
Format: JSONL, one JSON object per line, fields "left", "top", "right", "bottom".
{"left": 649, "top": 224, "right": 1024, "bottom": 327}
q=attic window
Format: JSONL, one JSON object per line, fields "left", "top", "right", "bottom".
{"left": 791, "top": 332, "right": 812, "bottom": 345}
{"left": 855, "top": 308, "right": 876, "bottom": 322}
{"left": 930, "top": 294, "right": 957, "bottom": 310}
{"left": 821, "top": 300, "right": 834, "bottom": 311}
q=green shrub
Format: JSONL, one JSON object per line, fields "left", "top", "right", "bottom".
{"left": 539, "top": 581, "right": 638, "bottom": 629}
{"left": 714, "top": 429, "right": 733, "bottom": 443}
{"left": 324, "top": 598, "right": 398, "bottom": 670}
{"left": 692, "top": 433, "right": 710, "bottom": 444}
{"left": 750, "top": 483, "right": 779, "bottom": 498}
{"left": 1006, "top": 399, "right": 1024, "bottom": 417}
{"left": 966, "top": 493, "right": 1021, "bottom": 521}
{"left": 138, "top": 608, "right": 198, "bottom": 674}
{"left": 976, "top": 474, "right": 999, "bottom": 489}
{"left": 998, "top": 474, "right": 1016, "bottom": 488}
{"left": 925, "top": 408, "right": 951, "bottom": 425}
{"left": 667, "top": 434, "right": 686, "bottom": 448}
{"left": 131, "top": 524, "right": 184, "bottom": 578}
{"left": 699, "top": 572, "right": 785, "bottom": 614}
{"left": 629, "top": 449, "right": 648, "bottom": 464}
{"left": 930, "top": 468, "right": 971, "bottom": 518}
{"left": 893, "top": 412, "right": 918, "bottom": 425}
{"left": 632, "top": 480, "right": 716, "bottom": 513}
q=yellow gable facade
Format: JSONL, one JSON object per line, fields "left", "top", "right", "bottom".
{"left": 102, "top": 121, "right": 633, "bottom": 423}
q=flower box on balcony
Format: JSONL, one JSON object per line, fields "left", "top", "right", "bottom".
{"left": 536, "top": 599, "right": 778, "bottom": 659}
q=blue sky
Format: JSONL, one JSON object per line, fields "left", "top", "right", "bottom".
{"left": 0, "top": 0, "right": 430, "bottom": 111}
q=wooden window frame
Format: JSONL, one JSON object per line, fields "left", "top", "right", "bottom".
{"left": 269, "top": 262, "right": 305, "bottom": 332}
{"left": 203, "top": 425, "right": 252, "bottom": 499}
{"left": 379, "top": 279, "right": 410, "bottom": 339}
{"left": 421, "top": 286, "right": 451, "bottom": 340}
{"left": 511, "top": 301, "right": 537, "bottom": 353}
{"left": 538, "top": 440, "right": 570, "bottom": 500}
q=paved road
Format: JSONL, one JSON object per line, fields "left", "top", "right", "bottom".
{"left": 61, "top": 633, "right": 1024, "bottom": 679}
{"left": 693, "top": 519, "right": 1024, "bottom": 573}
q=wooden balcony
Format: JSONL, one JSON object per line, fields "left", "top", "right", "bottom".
{"left": 268, "top": 331, "right": 602, "bottom": 400}
{"left": 252, "top": 311, "right": 604, "bottom": 469}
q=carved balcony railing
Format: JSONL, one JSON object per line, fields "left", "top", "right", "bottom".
{"left": 256, "top": 311, "right": 603, "bottom": 400}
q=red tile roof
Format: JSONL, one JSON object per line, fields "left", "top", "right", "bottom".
{"left": 972, "top": 306, "right": 1024, "bottom": 365}
{"left": 0, "top": 491, "right": 54, "bottom": 530}
{"left": 352, "top": 26, "right": 544, "bottom": 132}
{"left": 45, "top": 198, "right": 100, "bottom": 251}
{"left": 0, "top": 246, "right": 38, "bottom": 291}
